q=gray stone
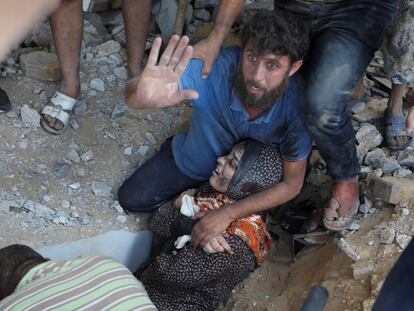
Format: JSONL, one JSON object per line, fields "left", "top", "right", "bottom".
{"left": 19, "top": 51, "right": 61, "bottom": 81}
{"left": 75, "top": 167, "right": 86, "bottom": 177}
{"left": 53, "top": 216, "right": 67, "bottom": 225}
{"left": 111, "top": 102, "right": 127, "bottom": 119}
{"left": 193, "top": 8, "right": 211, "bottom": 22}
{"left": 80, "top": 216, "right": 91, "bottom": 225}
{"left": 66, "top": 149, "right": 80, "bottom": 163}
{"left": 6, "top": 111, "right": 18, "bottom": 119}
{"left": 0, "top": 200, "right": 19, "bottom": 213}
{"left": 114, "top": 67, "right": 128, "bottom": 80}
{"left": 111, "top": 201, "right": 124, "bottom": 214}
{"left": 372, "top": 157, "right": 401, "bottom": 174}
{"left": 69, "top": 117, "right": 80, "bottom": 130}
{"left": 97, "top": 40, "right": 121, "bottom": 57}
{"left": 145, "top": 132, "right": 156, "bottom": 144}
{"left": 73, "top": 100, "right": 88, "bottom": 116}
{"left": 356, "top": 124, "right": 383, "bottom": 162}
{"left": 117, "top": 215, "right": 128, "bottom": 224}
{"left": 52, "top": 162, "right": 71, "bottom": 179}
{"left": 398, "top": 148, "right": 414, "bottom": 167}
{"left": 112, "top": 25, "right": 126, "bottom": 46}
{"left": 29, "top": 21, "right": 52, "bottom": 47}
{"left": 90, "top": 78, "right": 105, "bottom": 92}
{"left": 137, "top": 145, "right": 150, "bottom": 157}
{"left": 61, "top": 199, "right": 71, "bottom": 209}
{"left": 379, "top": 227, "right": 395, "bottom": 244}
{"left": 396, "top": 234, "right": 411, "bottom": 249}
{"left": 17, "top": 139, "right": 28, "bottom": 149}
{"left": 123, "top": 147, "right": 133, "bottom": 156}
{"left": 393, "top": 168, "right": 412, "bottom": 177}
{"left": 91, "top": 181, "right": 113, "bottom": 197}
{"left": 85, "top": 13, "right": 107, "bottom": 37}
{"left": 21, "top": 200, "right": 56, "bottom": 219}
{"left": 364, "top": 148, "right": 386, "bottom": 166}
{"left": 349, "top": 223, "right": 360, "bottom": 231}
{"left": 71, "top": 211, "right": 80, "bottom": 218}
{"left": 20, "top": 104, "right": 41, "bottom": 127}
{"left": 33, "top": 86, "right": 43, "bottom": 95}
{"left": 337, "top": 238, "right": 360, "bottom": 261}
{"left": 81, "top": 150, "right": 94, "bottom": 162}
{"left": 352, "top": 109, "right": 384, "bottom": 124}
{"left": 69, "top": 182, "right": 81, "bottom": 190}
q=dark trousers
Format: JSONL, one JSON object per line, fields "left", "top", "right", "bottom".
{"left": 276, "top": 0, "right": 398, "bottom": 180}
{"left": 373, "top": 237, "right": 414, "bottom": 310}
{"left": 117, "top": 137, "right": 202, "bottom": 213}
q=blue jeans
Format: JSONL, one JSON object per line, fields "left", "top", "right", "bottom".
{"left": 276, "top": 0, "right": 398, "bottom": 180}
{"left": 373, "top": 237, "right": 414, "bottom": 310}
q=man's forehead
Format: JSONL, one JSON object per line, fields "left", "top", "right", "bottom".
{"left": 244, "top": 41, "right": 287, "bottom": 61}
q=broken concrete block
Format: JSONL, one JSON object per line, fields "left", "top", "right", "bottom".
{"left": 364, "top": 148, "right": 386, "bottom": 166}
{"left": 91, "top": 180, "right": 113, "bottom": 197}
{"left": 370, "top": 176, "right": 414, "bottom": 205}
{"left": 378, "top": 227, "right": 395, "bottom": 244}
{"left": 20, "top": 104, "right": 41, "bottom": 128}
{"left": 352, "top": 261, "right": 374, "bottom": 280}
{"left": 398, "top": 148, "right": 414, "bottom": 167}
{"left": 371, "top": 157, "right": 401, "bottom": 174}
{"left": 20, "top": 51, "right": 61, "bottom": 81}
{"left": 356, "top": 124, "right": 383, "bottom": 152}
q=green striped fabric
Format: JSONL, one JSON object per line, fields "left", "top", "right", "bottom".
{"left": 0, "top": 256, "right": 157, "bottom": 311}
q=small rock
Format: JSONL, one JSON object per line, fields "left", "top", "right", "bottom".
{"left": 52, "top": 162, "right": 71, "bottom": 179}
{"left": 81, "top": 150, "right": 94, "bottom": 162}
{"left": 6, "top": 111, "right": 18, "bottom": 119}
{"left": 137, "top": 145, "right": 150, "bottom": 157}
{"left": 146, "top": 114, "right": 153, "bottom": 121}
{"left": 80, "top": 216, "right": 91, "bottom": 225}
{"left": 33, "top": 86, "right": 43, "bottom": 95}
{"left": 368, "top": 240, "right": 374, "bottom": 246}
{"left": 350, "top": 101, "right": 367, "bottom": 114}
{"left": 19, "top": 51, "right": 61, "bottom": 81}
{"left": 398, "top": 148, "right": 414, "bottom": 167}
{"left": 393, "top": 168, "right": 412, "bottom": 177}
{"left": 61, "top": 199, "right": 71, "bottom": 209}
{"left": 349, "top": 223, "right": 360, "bottom": 231}
{"left": 42, "top": 195, "right": 51, "bottom": 204}
{"left": 90, "top": 78, "right": 105, "bottom": 92}
{"left": 111, "top": 201, "right": 124, "bottom": 214}
{"left": 193, "top": 8, "right": 211, "bottom": 22}
{"left": 66, "top": 149, "right": 80, "bottom": 163}
{"left": 117, "top": 215, "right": 127, "bottom": 224}
{"left": 75, "top": 167, "right": 86, "bottom": 177}
{"left": 97, "top": 40, "right": 121, "bottom": 57}
{"left": 352, "top": 109, "right": 383, "bottom": 124}
{"left": 53, "top": 216, "right": 67, "bottom": 225}
{"left": 111, "top": 102, "right": 127, "bottom": 119}
{"left": 69, "top": 117, "right": 80, "bottom": 130}
{"left": 74, "top": 99, "right": 88, "bottom": 115}
{"left": 337, "top": 238, "right": 360, "bottom": 261}
{"left": 352, "top": 261, "right": 374, "bottom": 280}
{"left": 396, "top": 234, "right": 411, "bottom": 249}
{"left": 356, "top": 124, "right": 383, "bottom": 162}
{"left": 90, "top": 180, "right": 113, "bottom": 197}
{"left": 379, "top": 227, "right": 395, "bottom": 244}
{"left": 0, "top": 200, "right": 19, "bottom": 214}
{"left": 71, "top": 211, "right": 80, "bottom": 218}
{"left": 20, "top": 104, "right": 41, "bottom": 127}
{"left": 69, "top": 182, "right": 81, "bottom": 190}
{"left": 123, "top": 147, "right": 133, "bottom": 156}
{"left": 17, "top": 139, "right": 28, "bottom": 149}
{"left": 145, "top": 132, "right": 156, "bottom": 144}
{"left": 194, "top": 0, "right": 218, "bottom": 8}
{"left": 364, "top": 148, "right": 386, "bottom": 166}
{"left": 114, "top": 67, "right": 128, "bottom": 80}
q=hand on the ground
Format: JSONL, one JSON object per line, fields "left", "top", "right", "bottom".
{"left": 131, "top": 35, "right": 198, "bottom": 108}
{"left": 192, "top": 207, "right": 235, "bottom": 248}
{"left": 202, "top": 234, "right": 233, "bottom": 254}
{"left": 406, "top": 107, "right": 414, "bottom": 134}
{"left": 174, "top": 188, "right": 198, "bottom": 208}
{"left": 193, "top": 36, "right": 221, "bottom": 79}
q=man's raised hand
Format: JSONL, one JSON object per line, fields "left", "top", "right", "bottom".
{"left": 126, "top": 35, "right": 199, "bottom": 109}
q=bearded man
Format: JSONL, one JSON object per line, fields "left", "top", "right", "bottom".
{"left": 119, "top": 10, "right": 311, "bottom": 248}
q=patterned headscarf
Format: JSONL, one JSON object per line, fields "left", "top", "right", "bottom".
{"left": 225, "top": 139, "right": 283, "bottom": 200}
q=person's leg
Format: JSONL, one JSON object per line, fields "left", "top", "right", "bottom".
{"left": 43, "top": 0, "right": 83, "bottom": 131}
{"left": 118, "top": 137, "right": 202, "bottom": 213}
{"left": 302, "top": 1, "right": 397, "bottom": 230}
{"left": 122, "top": 0, "right": 151, "bottom": 78}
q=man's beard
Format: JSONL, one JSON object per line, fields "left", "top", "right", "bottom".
{"left": 234, "top": 65, "right": 289, "bottom": 111}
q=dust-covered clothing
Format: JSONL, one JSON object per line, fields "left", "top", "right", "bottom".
{"left": 383, "top": 0, "right": 414, "bottom": 86}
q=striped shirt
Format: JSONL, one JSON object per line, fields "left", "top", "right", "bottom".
{"left": 0, "top": 256, "right": 157, "bottom": 311}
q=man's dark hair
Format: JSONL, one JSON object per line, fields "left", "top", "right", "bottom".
{"left": 241, "top": 9, "right": 310, "bottom": 63}
{"left": 0, "top": 244, "right": 46, "bottom": 300}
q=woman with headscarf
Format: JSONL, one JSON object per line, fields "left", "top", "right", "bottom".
{"left": 138, "top": 139, "right": 283, "bottom": 311}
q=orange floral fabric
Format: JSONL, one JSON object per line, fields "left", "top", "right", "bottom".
{"left": 194, "top": 193, "right": 271, "bottom": 265}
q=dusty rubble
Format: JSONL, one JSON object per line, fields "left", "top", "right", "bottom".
{"left": 1, "top": 3, "right": 414, "bottom": 311}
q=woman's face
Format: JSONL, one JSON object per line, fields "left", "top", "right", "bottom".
{"left": 209, "top": 143, "right": 246, "bottom": 193}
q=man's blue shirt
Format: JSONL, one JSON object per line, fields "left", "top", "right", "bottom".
{"left": 172, "top": 47, "right": 312, "bottom": 180}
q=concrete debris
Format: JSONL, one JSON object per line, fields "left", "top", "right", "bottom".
{"left": 356, "top": 124, "right": 383, "bottom": 163}
{"left": 111, "top": 102, "right": 127, "bottom": 119}
{"left": 111, "top": 201, "right": 124, "bottom": 214}
{"left": 66, "top": 149, "right": 81, "bottom": 163}
{"left": 69, "top": 117, "right": 81, "bottom": 130}
{"left": 352, "top": 109, "right": 383, "bottom": 124}
{"left": 81, "top": 150, "right": 94, "bottom": 162}
{"left": 97, "top": 40, "right": 121, "bottom": 57}
{"left": 61, "top": 200, "right": 71, "bottom": 209}
{"left": 350, "top": 101, "right": 367, "bottom": 114}
{"left": 194, "top": 8, "right": 211, "bottom": 22}
{"left": 393, "top": 168, "right": 412, "bottom": 177}
{"left": 52, "top": 162, "right": 71, "bottom": 179}
{"left": 352, "top": 261, "right": 374, "bottom": 280}
{"left": 0, "top": 200, "right": 19, "bottom": 213}
{"left": 137, "top": 145, "right": 150, "bottom": 157}
{"left": 378, "top": 227, "right": 395, "bottom": 245}
{"left": 113, "top": 67, "right": 128, "bottom": 80}
{"left": 398, "top": 148, "right": 414, "bottom": 168}
{"left": 145, "top": 132, "right": 156, "bottom": 145}
{"left": 123, "top": 147, "right": 133, "bottom": 156}
{"left": 90, "top": 78, "right": 105, "bottom": 92}
{"left": 369, "top": 176, "right": 414, "bottom": 205}
{"left": 396, "top": 234, "right": 411, "bottom": 249}
{"left": 20, "top": 104, "right": 41, "bottom": 128}
{"left": 90, "top": 181, "right": 113, "bottom": 197}
{"left": 69, "top": 182, "right": 81, "bottom": 190}
{"left": 19, "top": 51, "right": 61, "bottom": 81}
{"left": 337, "top": 238, "right": 360, "bottom": 261}
{"left": 80, "top": 216, "right": 91, "bottom": 225}
{"left": 117, "top": 215, "right": 127, "bottom": 224}
{"left": 20, "top": 200, "right": 56, "bottom": 219}
{"left": 74, "top": 99, "right": 88, "bottom": 115}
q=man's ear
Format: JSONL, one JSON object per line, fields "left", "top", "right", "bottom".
{"left": 288, "top": 60, "right": 303, "bottom": 77}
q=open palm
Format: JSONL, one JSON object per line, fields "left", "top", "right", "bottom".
{"left": 136, "top": 35, "right": 199, "bottom": 108}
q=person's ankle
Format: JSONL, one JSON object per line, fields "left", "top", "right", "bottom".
{"left": 59, "top": 79, "right": 80, "bottom": 99}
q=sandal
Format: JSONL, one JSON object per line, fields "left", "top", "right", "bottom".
{"left": 386, "top": 112, "right": 414, "bottom": 152}
{"left": 323, "top": 196, "right": 359, "bottom": 231}
{"left": 40, "top": 91, "right": 77, "bottom": 135}
{"left": 0, "top": 87, "right": 11, "bottom": 113}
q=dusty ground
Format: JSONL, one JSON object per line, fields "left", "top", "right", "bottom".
{"left": 1, "top": 9, "right": 413, "bottom": 311}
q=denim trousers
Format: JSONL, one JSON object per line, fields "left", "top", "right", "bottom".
{"left": 276, "top": 0, "right": 398, "bottom": 180}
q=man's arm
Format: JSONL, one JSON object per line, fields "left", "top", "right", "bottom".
{"left": 407, "top": 107, "right": 414, "bottom": 133}
{"left": 193, "top": 0, "right": 244, "bottom": 78}
{"left": 125, "top": 35, "right": 199, "bottom": 109}
{"left": 192, "top": 159, "right": 307, "bottom": 247}
{"left": 0, "top": 0, "right": 61, "bottom": 61}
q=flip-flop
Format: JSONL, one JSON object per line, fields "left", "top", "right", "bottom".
{"left": 40, "top": 91, "right": 77, "bottom": 135}
{"left": 386, "top": 112, "right": 414, "bottom": 152}
{"left": 323, "top": 196, "right": 359, "bottom": 231}
{"left": 0, "top": 87, "right": 12, "bottom": 113}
